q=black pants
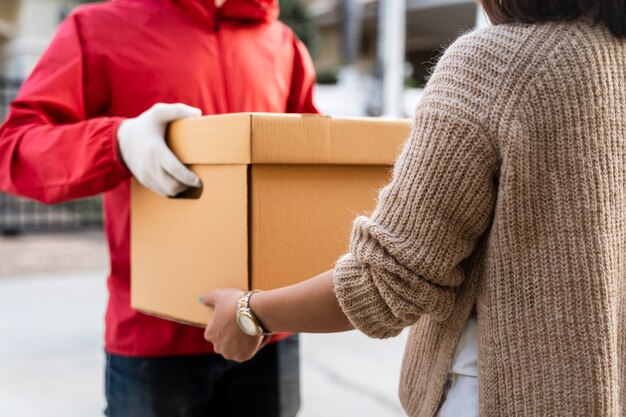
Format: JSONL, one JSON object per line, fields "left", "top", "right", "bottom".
{"left": 104, "top": 336, "right": 300, "bottom": 417}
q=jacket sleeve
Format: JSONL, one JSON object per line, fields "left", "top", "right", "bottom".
{"left": 286, "top": 35, "right": 319, "bottom": 114}
{"left": 333, "top": 33, "right": 499, "bottom": 339}
{"left": 0, "top": 12, "right": 130, "bottom": 205}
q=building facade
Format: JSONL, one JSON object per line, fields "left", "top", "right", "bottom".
{"left": 306, "top": 0, "right": 478, "bottom": 86}
{"left": 0, "top": 0, "right": 80, "bottom": 78}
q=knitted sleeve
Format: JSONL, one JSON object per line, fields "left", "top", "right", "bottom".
{"left": 333, "top": 32, "right": 500, "bottom": 339}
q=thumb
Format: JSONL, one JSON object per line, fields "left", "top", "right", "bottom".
{"left": 160, "top": 146, "right": 202, "bottom": 188}
{"left": 151, "top": 103, "right": 202, "bottom": 122}
{"left": 199, "top": 290, "right": 218, "bottom": 307}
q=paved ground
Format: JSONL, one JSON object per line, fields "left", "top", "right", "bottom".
{"left": 0, "top": 231, "right": 408, "bottom": 417}
{"left": 0, "top": 230, "right": 108, "bottom": 277}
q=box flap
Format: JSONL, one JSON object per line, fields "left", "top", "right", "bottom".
{"left": 250, "top": 114, "right": 411, "bottom": 165}
{"left": 166, "top": 113, "right": 411, "bottom": 166}
{"left": 249, "top": 114, "right": 331, "bottom": 163}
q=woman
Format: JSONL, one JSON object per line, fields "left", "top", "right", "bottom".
{"left": 201, "top": 1, "right": 626, "bottom": 416}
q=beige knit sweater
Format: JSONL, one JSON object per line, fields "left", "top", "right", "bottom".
{"left": 334, "top": 18, "right": 626, "bottom": 417}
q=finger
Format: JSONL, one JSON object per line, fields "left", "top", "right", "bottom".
{"left": 138, "top": 155, "right": 186, "bottom": 197}
{"left": 235, "top": 340, "right": 263, "bottom": 363}
{"left": 142, "top": 175, "right": 179, "bottom": 198}
{"left": 151, "top": 168, "right": 188, "bottom": 197}
{"left": 159, "top": 146, "right": 202, "bottom": 188}
{"left": 259, "top": 335, "right": 272, "bottom": 349}
{"left": 203, "top": 323, "right": 222, "bottom": 346}
{"left": 212, "top": 344, "right": 223, "bottom": 357}
{"left": 151, "top": 103, "right": 202, "bottom": 122}
{"left": 138, "top": 176, "right": 166, "bottom": 197}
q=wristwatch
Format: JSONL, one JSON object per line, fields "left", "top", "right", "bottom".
{"left": 236, "top": 291, "right": 271, "bottom": 337}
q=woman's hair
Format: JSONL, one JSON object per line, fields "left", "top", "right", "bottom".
{"left": 479, "top": 0, "right": 626, "bottom": 38}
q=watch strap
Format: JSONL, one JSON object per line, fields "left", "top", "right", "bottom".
{"left": 237, "top": 290, "right": 272, "bottom": 336}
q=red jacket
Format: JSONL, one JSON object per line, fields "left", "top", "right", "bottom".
{"left": 0, "top": 0, "right": 317, "bottom": 356}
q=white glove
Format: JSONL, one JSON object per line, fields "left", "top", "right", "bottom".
{"left": 117, "top": 103, "right": 202, "bottom": 197}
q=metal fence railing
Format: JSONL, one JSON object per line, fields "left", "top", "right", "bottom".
{"left": 0, "top": 77, "right": 104, "bottom": 235}
{"left": 0, "top": 193, "right": 104, "bottom": 235}
{"left": 0, "top": 78, "right": 21, "bottom": 122}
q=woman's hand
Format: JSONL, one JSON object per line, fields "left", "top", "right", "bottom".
{"left": 200, "top": 288, "right": 264, "bottom": 362}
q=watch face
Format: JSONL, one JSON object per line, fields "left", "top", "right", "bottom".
{"left": 237, "top": 313, "right": 258, "bottom": 336}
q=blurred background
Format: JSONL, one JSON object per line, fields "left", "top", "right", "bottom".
{"left": 0, "top": 1, "right": 487, "bottom": 416}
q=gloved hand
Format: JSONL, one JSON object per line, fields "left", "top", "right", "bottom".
{"left": 117, "top": 103, "right": 202, "bottom": 197}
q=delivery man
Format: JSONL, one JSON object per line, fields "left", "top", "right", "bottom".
{"left": 0, "top": 0, "right": 317, "bottom": 416}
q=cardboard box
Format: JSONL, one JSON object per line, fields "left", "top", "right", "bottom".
{"left": 131, "top": 113, "right": 411, "bottom": 326}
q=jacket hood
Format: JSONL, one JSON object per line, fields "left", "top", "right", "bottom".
{"left": 168, "top": 0, "right": 279, "bottom": 25}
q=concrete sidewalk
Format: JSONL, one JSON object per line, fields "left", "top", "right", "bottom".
{"left": 0, "top": 233, "right": 408, "bottom": 417}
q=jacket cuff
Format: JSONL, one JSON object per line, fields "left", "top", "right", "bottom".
{"left": 108, "top": 117, "right": 132, "bottom": 178}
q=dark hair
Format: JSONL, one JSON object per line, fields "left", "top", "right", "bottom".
{"left": 479, "top": 0, "right": 626, "bottom": 38}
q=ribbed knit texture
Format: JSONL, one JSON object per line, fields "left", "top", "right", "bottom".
{"left": 333, "top": 18, "right": 626, "bottom": 417}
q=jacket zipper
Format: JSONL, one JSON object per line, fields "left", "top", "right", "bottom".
{"left": 214, "top": 10, "right": 233, "bottom": 113}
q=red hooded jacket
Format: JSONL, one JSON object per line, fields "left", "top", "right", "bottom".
{"left": 0, "top": 0, "right": 317, "bottom": 356}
